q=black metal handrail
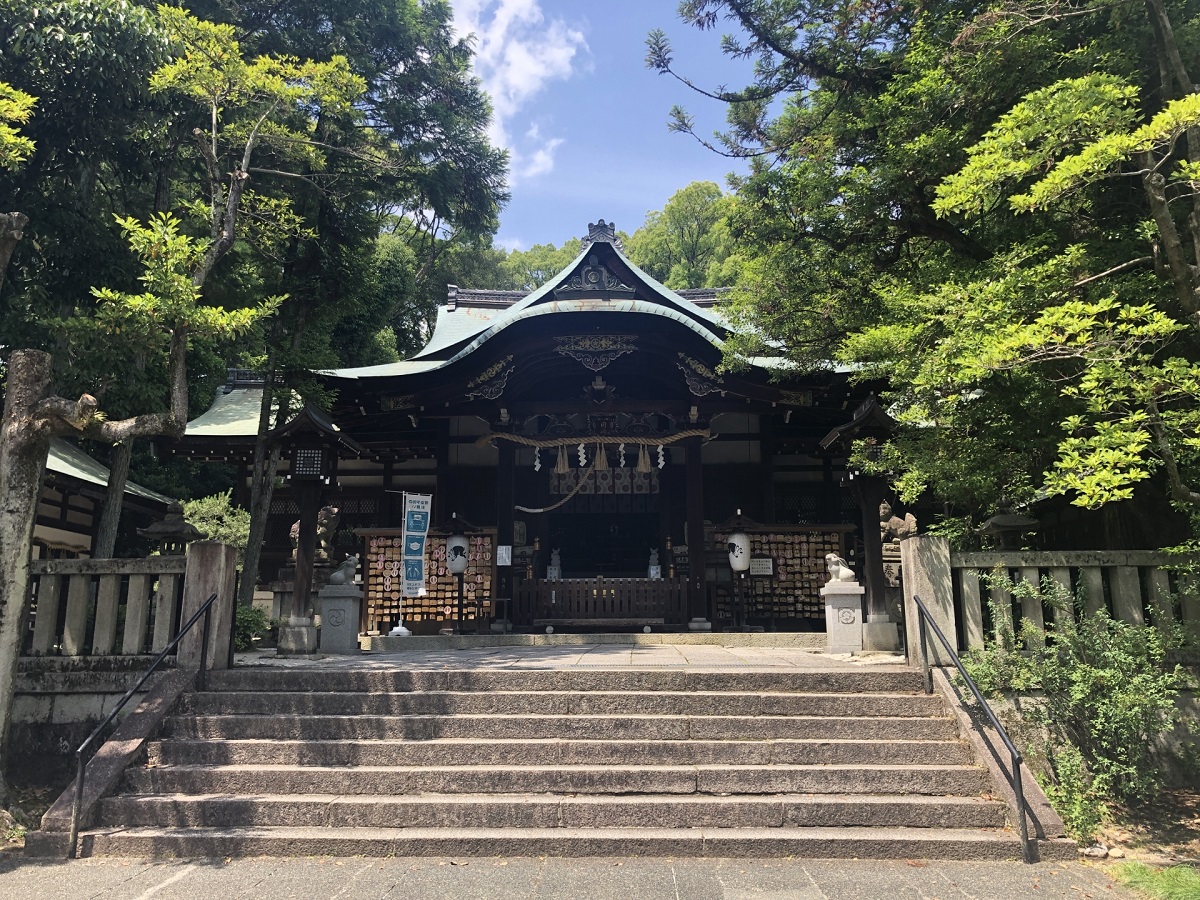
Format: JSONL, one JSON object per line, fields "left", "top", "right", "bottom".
{"left": 913, "top": 594, "right": 1034, "bottom": 863}
{"left": 68, "top": 591, "right": 218, "bottom": 858}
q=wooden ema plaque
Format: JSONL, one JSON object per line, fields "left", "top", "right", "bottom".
{"left": 359, "top": 528, "right": 496, "bottom": 634}
{"left": 708, "top": 525, "right": 854, "bottom": 622}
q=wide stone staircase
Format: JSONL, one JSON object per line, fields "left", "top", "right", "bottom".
{"left": 76, "top": 667, "right": 1033, "bottom": 858}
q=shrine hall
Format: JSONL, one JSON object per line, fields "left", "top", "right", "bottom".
{"left": 176, "top": 220, "right": 892, "bottom": 635}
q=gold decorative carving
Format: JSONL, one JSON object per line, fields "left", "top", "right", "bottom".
{"left": 677, "top": 353, "right": 724, "bottom": 397}
{"left": 465, "top": 355, "right": 515, "bottom": 401}
{"left": 381, "top": 394, "right": 416, "bottom": 411}
{"left": 555, "top": 335, "right": 637, "bottom": 371}
{"left": 780, "top": 390, "right": 814, "bottom": 407}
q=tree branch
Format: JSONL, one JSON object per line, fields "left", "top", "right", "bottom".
{"left": 1149, "top": 399, "right": 1200, "bottom": 508}
{"left": 1073, "top": 256, "right": 1153, "bottom": 288}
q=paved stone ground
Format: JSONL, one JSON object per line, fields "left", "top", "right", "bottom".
{"left": 0, "top": 854, "right": 1136, "bottom": 899}
{"left": 235, "top": 644, "right": 912, "bottom": 671}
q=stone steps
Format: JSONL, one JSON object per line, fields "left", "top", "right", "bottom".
{"left": 200, "top": 669, "right": 926, "bottom": 694}
{"left": 179, "top": 690, "right": 947, "bottom": 718}
{"left": 98, "top": 792, "right": 1009, "bottom": 830}
{"left": 162, "top": 713, "right": 962, "bottom": 741}
{"left": 70, "top": 666, "right": 1033, "bottom": 860}
{"left": 119, "top": 763, "right": 992, "bottom": 797}
{"left": 78, "top": 825, "right": 1026, "bottom": 860}
{"left": 148, "top": 736, "right": 975, "bottom": 767}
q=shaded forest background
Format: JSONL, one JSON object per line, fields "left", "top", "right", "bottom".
{"left": 5, "top": 0, "right": 1200, "bottom": 552}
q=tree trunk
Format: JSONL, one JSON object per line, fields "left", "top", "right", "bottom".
{"left": 237, "top": 371, "right": 283, "bottom": 607}
{"left": 0, "top": 351, "right": 57, "bottom": 806}
{"left": 0, "top": 212, "right": 29, "bottom": 299}
{"left": 92, "top": 440, "right": 133, "bottom": 559}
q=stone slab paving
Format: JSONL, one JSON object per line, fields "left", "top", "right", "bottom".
{"left": 0, "top": 854, "right": 1136, "bottom": 899}
{"left": 234, "top": 644, "right": 911, "bottom": 672}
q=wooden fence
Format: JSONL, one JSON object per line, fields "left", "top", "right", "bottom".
{"left": 513, "top": 577, "right": 688, "bottom": 627}
{"left": 948, "top": 550, "right": 1199, "bottom": 651}
{"left": 24, "top": 557, "right": 189, "bottom": 657}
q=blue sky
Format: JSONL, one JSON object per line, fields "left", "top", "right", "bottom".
{"left": 449, "top": 1, "right": 755, "bottom": 250}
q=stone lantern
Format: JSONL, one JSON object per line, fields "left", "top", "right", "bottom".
{"left": 137, "top": 501, "right": 205, "bottom": 555}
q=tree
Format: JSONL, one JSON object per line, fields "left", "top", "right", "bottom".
{"left": 503, "top": 239, "right": 582, "bottom": 291}
{"left": 625, "top": 181, "right": 732, "bottom": 288}
{"left": 0, "top": 81, "right": 34, "bottom": 170}
{"left": 0, "top": 79, "right": 34, "bottom": 299}
{"left": 650, "top": 0, "right": 1200, "bottom": 536}
{"left": 0, "top": 215, "right": 274, "bottom": 807}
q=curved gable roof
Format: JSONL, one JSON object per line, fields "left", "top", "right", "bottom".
{"left": 325, "top": 221, "right": 732, "bottom": 382}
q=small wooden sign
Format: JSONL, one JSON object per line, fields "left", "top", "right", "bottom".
{"left": 749, "top": 556, "right": 774, "bottom": 577}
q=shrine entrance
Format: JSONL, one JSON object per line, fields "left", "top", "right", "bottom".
{"left": 546, "top": 510, "right": 660, "bottom": 577}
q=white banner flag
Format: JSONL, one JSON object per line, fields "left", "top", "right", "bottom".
{"left": 401, "top": 492, "right": 432, "bottom": 597}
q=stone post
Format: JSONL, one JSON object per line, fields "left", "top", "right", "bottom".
{"left": 177, "top": 541, "right": 237, "bottom": 670}
{"left": 821, "top": 579, "right": 865, "bottom": 655}
{"left": 315, "top": 582, "right": 362, "bottom": 654}
{"left": 900, "top": 534, "right": 957, "bottom": 665}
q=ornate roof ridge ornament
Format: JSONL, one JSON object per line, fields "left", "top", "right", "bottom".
{"left": 581, "top": 219, "right": 622, "bottom": 250}
{"left": 552, "top": 253, "right": 635, "bottom": 301}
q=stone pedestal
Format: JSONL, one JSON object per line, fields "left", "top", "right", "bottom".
{"left": 900, "top": 534, "right": 956, "bottom": 665}
{"left": 688, "top": 617, "right": 712, "bottom": 632}
{"left": 821, "top": 581, "right": 865, "bottom": 655}
{"left": 315, "top": 583, "right": 362, "bottom": 654}
{"left": 278, "top": 616, "right": 318, "bottom": 656}
{"left": 863, "top": 614, "right": 901, "bottom": 651}
{"left": 177, "top": 542, "right": 238, "bottom": 670}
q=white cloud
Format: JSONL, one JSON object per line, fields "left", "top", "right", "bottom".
{"left": 451, "top": 1, "right": 587, "bottom": 185}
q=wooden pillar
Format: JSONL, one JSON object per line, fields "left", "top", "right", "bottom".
{"left": 685, "top": 436, "right": 709, "bottom": 627}
{"left": 292, "top": 480, "right": 321, "bottom": 619}
{"left": 496, "top": 440, "right": 515, "bottom": 626}
{"left": 433, "top": 419, "right": 450, "bottom": 525}
{"left": 851, "top": 473, "right": 889, "bottom": 621}
{"left": 760, "top": 415, "right": 776, "bottom": 523}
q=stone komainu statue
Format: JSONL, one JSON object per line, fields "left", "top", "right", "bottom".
{"left": 290, "top": 505, "right": 341, "bottom": 561}
{"left": 879, "top": 501, "right": 917, "bottom": 544}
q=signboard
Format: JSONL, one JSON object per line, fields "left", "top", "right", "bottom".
{"left": 749, "top": 556, "right": 774, "bottom": 577}
{"left": 497, "top": 544, "right": 512, "bottom": 567}
{"left": 401, "top": 492, "right": 432, "bottom": 597}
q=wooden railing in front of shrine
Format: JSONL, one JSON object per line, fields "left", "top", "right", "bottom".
{"left": 512, "top": 576, "right": 688, "bottom": 627}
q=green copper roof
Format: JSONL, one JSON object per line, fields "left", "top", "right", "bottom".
{"left": 47, "top": 439, "right": 175, "bottom": 505}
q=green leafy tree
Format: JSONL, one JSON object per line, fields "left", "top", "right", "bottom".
{"left": 650, "top": 0, "right": 1200, "bottom": 535}
{"left": 503, "top": 239, "right": 582, "bottom": 291}
{"left": 0, "top": 214, "right": 275, "bottom": 807}
{"left": 183, "top": 490, "right": 251, "bottom": 564}
{"left": 0, "top": 81, "right": 34, "bottom": 170}
{"left": 625, "top": 181, "right": 732, "bottom": 289}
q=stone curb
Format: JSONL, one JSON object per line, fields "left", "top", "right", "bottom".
{"left": 24, "top": 668, "right": 195, "bottom": 858}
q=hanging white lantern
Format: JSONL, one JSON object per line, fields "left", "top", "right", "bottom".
{"left": 446, "top": 533, "right": 469, "bottom": 575}
{"left": 727, "top": 529, "right": 751, "bottom": 573}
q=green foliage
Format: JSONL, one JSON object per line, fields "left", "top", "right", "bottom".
{"left": 503, "top": 239, "right": 582, "bottom": 292}
{"left": 0, "top": 80, "right": 34, "bottom": 169}
{"left": 652, "top": 0, "right": 1200, "bottom": 530}
{"left": 625, "top": 182, "right": 732, "bottom": 289}
{"left": 963, "top": 573, "right": 1184, "bottom": 826}
{"left": 183, "top": 490, "right": 250, "bottom": 564}
{"left": 1112, "top": 861, "right": 1200, "bottom": 900}
{"left": 1042, "top": 743, "right": 1106, "bottom": 843}
{"left": 233, "top": 603, "right": 269, "bottom": 651}
{"left": 49, "top": 213, "right": 278, "bottom": 409}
